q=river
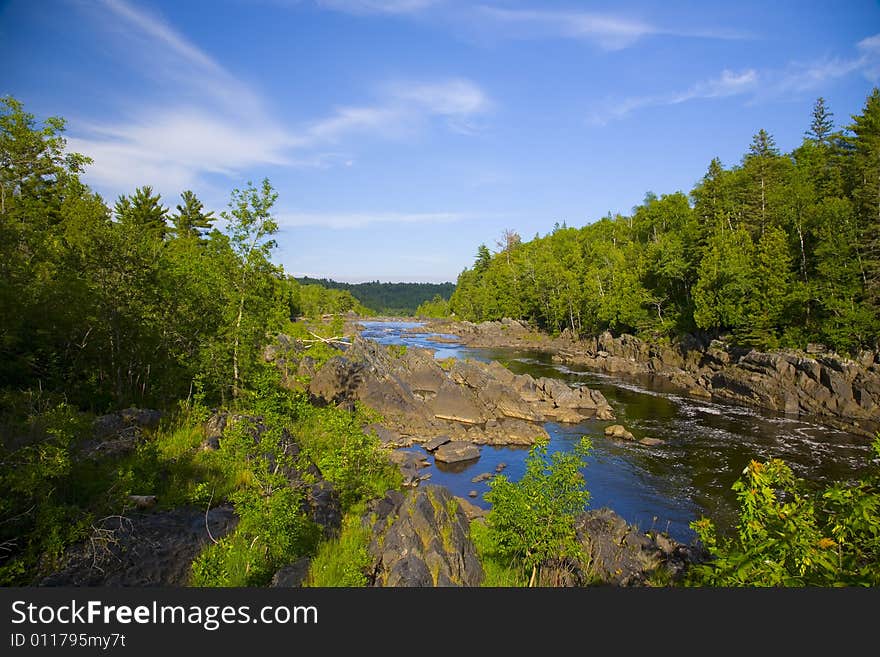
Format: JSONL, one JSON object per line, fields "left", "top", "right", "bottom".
{"left": 359, "top": 320, "right": 876, "bottom": 544}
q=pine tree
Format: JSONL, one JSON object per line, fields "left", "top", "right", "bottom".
{"left": 742, "top": 129, "right": 785, "bottom": 237}
{"left": 171, "top": 190, "right": 214, "bottom": 240}
{"left": 114, "top": 186, "right": 168, "bottom": 238}
{"left": 806, "top": 97, "right": 835, "bottom": 145}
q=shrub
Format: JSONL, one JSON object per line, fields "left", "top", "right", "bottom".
{"left": 483, "top": 436, "right": 592, "bottom": 586}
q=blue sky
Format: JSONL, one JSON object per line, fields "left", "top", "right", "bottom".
{"left": 3, "top": 0, "right": 879, "bottom": 283}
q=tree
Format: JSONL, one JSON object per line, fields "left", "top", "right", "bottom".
{"left": 484, "top": 436, "right": 592, "bottom": 586}
{"left": 739, "top": 225, "right": 792, "bottom": 348}
{"left": 0, "top": 95, "right": 90, "bottom": 217}
{"left": 171, "top": 190, "right": 214, "bottom": 240}
{"left": 220, "top": 178, "right": 281, "bottom": 399}
{"left": 693, "top": 226, "right": 755, "bottom": 332}
{"left": 742, "top": 129, "right": 786, "bottom": 236}
{"left": 806, "top": 97, "right": 835, "bottom": 145}
{"left": 114, "top": 186, "right": 168, "bottom": 239}
{"left": 474, "top": 243, "right": 492, "bottom": 274}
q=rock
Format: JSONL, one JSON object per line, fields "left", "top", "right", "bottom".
{"left": 83, "top": 408, "right": 164, "bottom": 459}
{"left": 365, "top": 486, "right": 483, "bottom": 587}
{"left": 92, "top": 408, "right": 162, "bottom": 440}
{"left": 39, "top": 506, "right": 238, "bottom": 586}
{"left": 468, "top": 490, "right": 478, "bottom": 498}
{"left": 639, "top": 437, "right": 665, "bottom": 447}
{"left": 574, "top": 508, "right": 696, "bottom": 586}
{"left": 271, "top": 558, "right": 311, "bottom": 587}
{"left": 308, "top": 356, "right": 364, "bottom": 406}
{"left": 495, "top": 462, "right": 507, "bottom": 473}
{"left": 434, "top": 441, "right": 480, "bottom": 464}
{"left": 423, "top": 435, "right": 452, "bottom": 451}
{"left": 455, "top": 496, "right": 488, "bottom": 521}
{"left": 471, "top": 472, "right": 493, "bottom": 483}
{"left": 604, "top": 424, "right": 636, "bottom": 441}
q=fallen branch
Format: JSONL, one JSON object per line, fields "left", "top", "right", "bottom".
{"left": 304, "top": 331, "right": 350, "bottom": 345}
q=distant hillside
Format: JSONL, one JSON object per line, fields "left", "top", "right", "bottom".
{"left": 295, "top": 277, "right": 455, "bottom": 316}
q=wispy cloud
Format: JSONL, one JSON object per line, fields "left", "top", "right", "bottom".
{"left": 317, "top": 0, "right": 442, "bottom": 14}
{"left": 312, "top": 1, "right": 746, "bottom": 50}
{"left": 589, "top": 32, "right": 880, "bottom": 124}
{"left": 474, "top": 5, "right": 747, "bottom": 51}
{"left": 589, "top": 69, "right": 758, "bottom": 125}
{"left": 69, "top": 0, "right": 490, "bottom": 199}
{"left": 301, "top": 78, "right": 491, "bottom": 143}
{"left": 277, "top": 210, "right": 467, "bottom": 229}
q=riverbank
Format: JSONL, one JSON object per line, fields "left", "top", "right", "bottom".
{"left": 399, "top": 318, "right": 880, "bottom": 439}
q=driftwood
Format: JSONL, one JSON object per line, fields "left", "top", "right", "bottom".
{"left": 301, "top": 331, "right": 351, "bottom": 347}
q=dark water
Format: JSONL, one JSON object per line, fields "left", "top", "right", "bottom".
{"left": 359, "top": 320, "right": 876, "bottom": 544}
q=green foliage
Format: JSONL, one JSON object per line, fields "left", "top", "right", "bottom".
{"left": 483, "top": 436, "right": 592, "bottom": 586}
{"left": 305, "top": 506, "right": 373, "bottom": 587}
{"left": 292, "top": 403, "right": 402, "bottom": 512}
{"left": 295, "top": 277, "right": 455, "bottom": 316}
{"left": 0, "top": 400, "right": 235, "bottom": 585}
{"left": 415, "top": 294, "right": 452, "bottom": 318}
{"left": 289, "top": 278, "right": 370, "bottom": 318}
{"left": 688, "top": 437, "right": 880, "bottom": 586}
{"left": 191, "top": 485, "right": 320, "bottom": 587}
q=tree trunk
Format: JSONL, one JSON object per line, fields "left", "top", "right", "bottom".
{"left": 232, "top": 295, "right": 244, "bottom": 398}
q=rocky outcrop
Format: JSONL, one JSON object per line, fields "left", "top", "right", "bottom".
{"left": 81, "top": 408, "right": 163, "bottom": 458}
{"left": 266, "top": 335, "right": 615, "bottom": 456}
{"left": 574, "top": 508, "right": 699, "bottom": 586}
{"left": 38, "top": 506, "right": 238, "bottom": 586}
{"left": 364, "top": 486, "right": 484, "bottom": 587}
{"left": 570, "top": 332, "right": 880, "bottom": 437}
{"left": 422, "top": 320, "right": 880, "bottom": 438}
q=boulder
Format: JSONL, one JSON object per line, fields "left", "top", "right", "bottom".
{"left": 604, "top": 424, "right": 636, "bottom": 441}
{"left": 574, "top": 508, "right": 698, "bottom": 586}
{"left": 423, "top": 435, "right": 452, "bottom": 451}
{"left": 364, "top": 486, "right": 484, "bottom": 587}
{"left": 434, "top": 441, "right": 480, "bottom": 464}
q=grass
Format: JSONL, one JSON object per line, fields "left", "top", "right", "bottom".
{"left": 305, "top": 505, "right": 373, "bottom": 587}
{"left": 469, "top": 519, "right": 527, "bottom": 587}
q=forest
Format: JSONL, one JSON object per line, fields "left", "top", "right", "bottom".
{"left": 295, "top": 277, "right": 455, "bottom": 316}
{"left": 450, "top": 92, "right": 880, "bottom": 356}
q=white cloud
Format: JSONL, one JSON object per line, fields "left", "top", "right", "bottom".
{"left": 301, "top": 78, "right": 492, "bottom": 144}
{"left": 474, "top": 5, "right": 747, "bottom": 51}
{"left": 67, "top": 108, "right": 295, "bottom": 194}
{"left": 318, "top": 0, "right": 441, "bottom": 14}
{"left": 588, "top": 69, "right": 758, "bottom": 125}
{"left": 70, "top": 0, "right": 491, "bottom": 199}
{"left": 589, "top": 32, "right": 880, "bottom": 125}
{"left": 276, "top": 210, "right": 467, "bottom": 228}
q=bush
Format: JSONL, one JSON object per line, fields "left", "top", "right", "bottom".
{"left": 688, "top": 436, "right": 880, "bottom": 586}
{"left": 483, "top": 436, "right": 592, "bottom": 586}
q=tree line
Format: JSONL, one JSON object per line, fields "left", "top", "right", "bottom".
{"left": 296, "top": 277, "right": 456, "bottom": 316}
{"left": 450, "top": 91, "right": 880, "bottom": 355}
